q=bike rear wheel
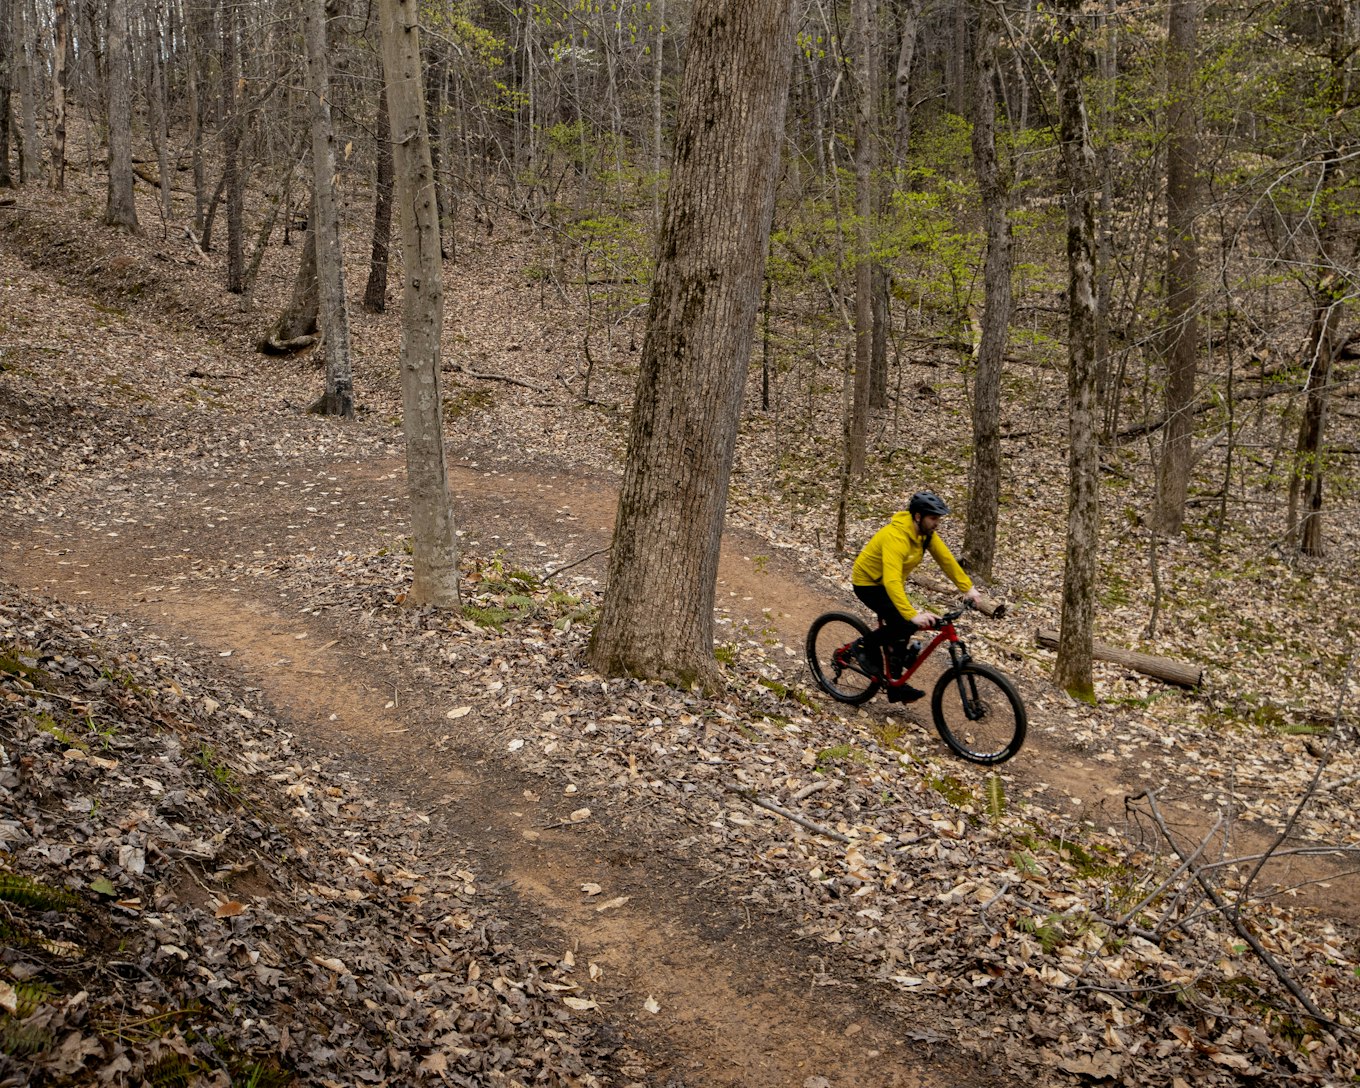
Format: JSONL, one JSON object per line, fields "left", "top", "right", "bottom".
{"left": 931, "top": 662, "right": 1026, "bottom": 764}
{"left": 806, "top": 612, "right": 881, "bottom": 705}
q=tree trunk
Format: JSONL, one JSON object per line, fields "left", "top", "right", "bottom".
{"left": 259, "top": 224, "right": 319, "bottom": 352}
{"left": 363, "top": 84, "right": 394, "bottom": 313}
{"left": 891, "top": 0, "right": 923, "bottom": 183}
{"left": 303, "top": 0, "right": 355, "bottom": 418}
{"left": 1153, "top": 0, "right": 1200, "bottom": 534}
{"left": 379, "top": 0, "right": 461, "bottom": 608}
{"left": 148, "top": 1, "right": 171, "bottom": 226}
{"left": 104, "top": 0, "right": 137, "bottom": 229}
{"left": 848, "top": 0, "right": 875, "bottom": 476}
{"left": 0, "top": 0, "right": 13, "bottom": 188}
{"left": 588, "top": 0, "right": 797, "bottom": 688}
{"left": 652, "top": 0, "right": 666, "bottom": 230}
{"left": 17, "top": 0, "right": 40, "bottom": 184}
{"left": 1053, "top": 0, "right": 1100, "bottom": 703}
{"left": 49, "top": 0, "right": 68, "bottom": 190}
{"left": 962, "top": 0, "right": 1012, "bottom": 582}
{"left": 184, "top": 0, "right": 206, "bottom": 233}
{"left": 221, "top": 0, "right": 245, "bottom": 292}
{"left": 1289, "top": 261, "right": 1342, "bottom": 557}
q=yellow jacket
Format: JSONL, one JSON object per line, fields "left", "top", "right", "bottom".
{"left": 851, "top": 512, "right": 973, "bottom": 620}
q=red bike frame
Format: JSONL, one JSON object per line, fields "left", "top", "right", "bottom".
{"left": 874, "top": 616, "right": 964, "bottom": 690}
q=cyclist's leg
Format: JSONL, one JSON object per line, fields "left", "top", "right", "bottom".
{"left": 853, "top": 585, "right": 914, "bottom": 668}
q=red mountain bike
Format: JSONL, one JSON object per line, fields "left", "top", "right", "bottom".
{"left": 805, "top": 601, "right": 1026, "bottom": 764}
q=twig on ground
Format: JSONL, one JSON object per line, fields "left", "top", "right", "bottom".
{"left": 790, "top": 780, "right": 832, "bottom": 803}
{"left": 725, "top": 785, "right": 851, "bottom": 844}
{"left": 542, "top": 547, "right": 610, "bottom": 584}
{"left": 453, "top": 364, "right": 549, "bottom": 394}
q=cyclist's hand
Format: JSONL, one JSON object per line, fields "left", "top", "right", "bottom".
{"left": 962, "top": 588, "right": 983, "bottom": 609}
{"left": 913, "top": 612, "right": 940, "bottom": 630}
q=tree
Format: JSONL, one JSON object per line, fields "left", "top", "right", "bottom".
{"left": 221, "top": 0, "right": 245, "bottom": 289}
{"left": 1052, "top": 0, "right": 1100, "bottom": 703}
{"left": 105, "top": 0, "right": 138, "bottom": 229}
{"left": 961, "top": 0, "right": 1013, "bottom": 582}
{"left": 363, "top": 86, "right": 394, "bottom": 314}
{"left": 379, "top": 0, "right": 461, "bottom": 607}
{"left": 48, "top": 0, "right": 68, "bottom": 191}
{"left": 847, "top": 0, "right": 876, "bottom": 476}
{"left": 589, "top": 0, "right": 797, "bottom": 687}
{"left": 303, "top": 0, "right": 355, "bottom": 417}
{"left": 1152, "top": 0, "right": 1201, "bottom": 534}
{"left": 0, "top": 0, "right": 12, "bottom": 188}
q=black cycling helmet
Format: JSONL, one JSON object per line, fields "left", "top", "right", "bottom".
{"left": 908, "top": 490, "right": 950, "bottom": 518}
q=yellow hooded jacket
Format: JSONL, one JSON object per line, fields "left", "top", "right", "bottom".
{"left": 851, "top": 512, "right": 973, "bottom": 621}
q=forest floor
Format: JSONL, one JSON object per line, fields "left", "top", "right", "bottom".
{"left": 1, "top": 177, "right": 1358, "bottom": 1086}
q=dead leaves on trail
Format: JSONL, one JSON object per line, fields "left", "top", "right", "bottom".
{"left": 0, "top": 590, "right": 642, "bottom": 1086}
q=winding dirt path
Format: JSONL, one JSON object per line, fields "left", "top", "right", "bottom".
{"left": 4, "top": 454, "right": 995, "bottom": 1087}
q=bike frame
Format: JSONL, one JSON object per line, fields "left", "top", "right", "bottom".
{"left": 877, "top": 615, "right": 970, "bottom": 690}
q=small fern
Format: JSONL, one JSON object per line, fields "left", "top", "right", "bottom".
{"left": 985, "top": 774, "right": 1006, "bottom": 821}
{"left": 0, "top": 1020, "right": 53, "bottom": 1058}
{"left": 0, "top": 873, "right": 79, "bottom": 912}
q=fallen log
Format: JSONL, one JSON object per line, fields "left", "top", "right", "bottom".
{"left": 1034, "top": 628, "right": 1203, "bottom": 687}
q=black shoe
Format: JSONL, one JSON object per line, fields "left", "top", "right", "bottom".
{"left": 887, "top": 684, "right": 926, "bottom": 704}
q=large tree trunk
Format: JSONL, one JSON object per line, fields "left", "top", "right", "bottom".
{"left": 49, "top": 0, "right": 68, "bottom": 190}
{"left": 303, "top": 0, "right": 355, "bottom": 417}
{"left": 104, "top": 0, "right": 138, "bottom": 229}
{"left": 891, "top": 0, "right": 923, "bottom": 184}
{"left": 363, "top": 86, "right": 394, "bottom": 314}
{"left": 1053, "top": 0, "right": 1100, "bottom": 703}
{"left": 588, "top": 0, "right": 797, "bottom": 688}
{"left": 17, "top": 0, "right": 40, "bottom": 184}
{"left": 379, "top": 0, "right": 461, "bottom": 607}
{"left": 962, "top": 0, "right": 1012, "bottom": 582}
{"left": 259, "top": 224, "right": 319, "bottom": 353}
{"left": 148, "top": 2, "right": 171, "bottom": 226}
{"left": 1153, "top": 0, "right": 1201, "bottom": 534}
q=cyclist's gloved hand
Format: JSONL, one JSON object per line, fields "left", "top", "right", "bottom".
{"left": 963, "top": 588, "right": 983, "bottom": 608}
{"left": 913, "top": 612, "right": 940, "bottom": 630}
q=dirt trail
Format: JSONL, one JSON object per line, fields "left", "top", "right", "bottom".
{"left": 5, "top": 461, "right": 989, "bottom": 1086}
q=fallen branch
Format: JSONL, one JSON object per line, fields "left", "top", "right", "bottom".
{"left": 1133, "top": 789, "right": 1343, "bottom": 1031}
{"left": 726, "top": 785, "right": 850, "bottom": 844}
{"left": 452, "top": 363, "right": 549, "bottom": 394}
{"left": 542, "top": 547, "right": 610, "bottom": 584}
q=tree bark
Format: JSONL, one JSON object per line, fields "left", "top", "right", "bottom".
{"left": 1037, "top": 629, "right": 1203, "bottom": 688}
{"left": 962, "top": 0, "right": 1012, "bottom": 582}
{"left": 17, "top": 0, "right": 40, "bottom": 184}
{"left": 1053, "top": 0, "right": 1100, "bottom": 703}
{"left": 588, "top": 0, "right": 797, "bottom": 688}
{"left": 379, "top": 0, "right": 461, "bottom": 607}
{"left": 0, "top": 0, "right": 13, "bottom": 188}
{"left": 303, "top": 0, "right": 355, "bottom": 417}
{"left": 148, "top": 1, "right": 171, "bottom": 226}
{"left": 259, "top": 224, "right": 319, "bottom": 353}
{"left": 1153, "top": 0, "right": 1201, "bottom": 534}
{"left": 49, "top": 0, "right": 68, "bottom": 190}
{"left": 363, "top": 85, "right": 394, "bottom": 314}
{"left": 891, "top": 0, "right": 923, "bottom": 183}
{"left": 1289, "top": 245, "right": 1343, "bottom": 558}
{"left": 104, "top": 0, "right": 138, "bottom": 229}
{"left": 221, "top": 0, "right": 245, "bottom": 292}
{"left": 848, "top": 0, "right": 875, "bottom": 476}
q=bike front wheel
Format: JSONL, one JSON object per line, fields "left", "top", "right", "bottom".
{"left": 806, "top": 611, "right": 881, "bottom": 705}
{"left": 931, "top": 663, "right": 1026, "bottom": 764}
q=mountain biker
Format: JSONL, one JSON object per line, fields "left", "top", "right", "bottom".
{"left": 840, "top": 490, "right": 981, "bottom": 702}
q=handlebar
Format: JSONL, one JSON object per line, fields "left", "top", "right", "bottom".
{"left": 932, "top": 599, "right": 1008, "bottom": 627}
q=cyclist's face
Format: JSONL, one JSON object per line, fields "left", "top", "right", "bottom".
{"left": 917, "top": 514, "right": 942, "bottom": 535}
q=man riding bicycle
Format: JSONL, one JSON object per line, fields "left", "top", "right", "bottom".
{"left": 840, "top": 490, "right": 981, "bottom": 702}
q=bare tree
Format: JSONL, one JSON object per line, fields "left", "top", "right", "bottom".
{"left": 848, "top": 0, "right": 876, "bottom": 474}
{"left": 589, "top": 0, "right": 797, "bottom": 687}
{"left": 363, "top": 86, "right": 393, "bottom": 314}
{"left": 49, "top": 0, "right": 68, "bottom": 190}
{"left": 1153, "top": 0, "right": 1201, "bottom": 534}
{"left": 379, "top": 0, "right": 461, "bottom": 606}
{"left": 1053, "top": 0, "right": 1100, "bottom": 702}
{"left": 221, "top": 0, "right": 245, "bottom": 289}
{"left": 105, "top": 0, "right": 138, "bottom": 229}
{"left": 0, "top": 0, "right": 12, "bottom": 188}
{"left": 962, "top": 0, "right": 1013, "bottom": 582}
{"left": 302, "top": 0, "right": 354, "bottom": 417}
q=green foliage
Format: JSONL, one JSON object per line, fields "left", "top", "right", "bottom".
{"left": 443, "top": 386, "right": 494, "bottom": 420}
{"left": 927, "top": 772, "right": 974, "bottom": 808}
{"left": 0, "top": 873, "right": 79, "bottom": 912}
{"left": 194, "top": 746, "right": 239, "bottom": 794}
{"left": 985, "top": 774, "right": 1006, "bottom": 822}
{"left": 815, "top": 743, "right": 865, "bottom": 769}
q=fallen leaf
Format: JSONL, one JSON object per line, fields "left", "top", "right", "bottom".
{"left": 570, "top": 807, "right": 591, "bottom": 822}
{"left": 447, "top": 706, "right": 472, "bottom": 719}
{"left": 644, "top": 995, "right": 660, "bottom": 1014}
{"left": 0, "top": 981, "right": 16, "bottom": 1015}
{"left": 562, "top": 996, "right": 598, "bottom": 1011}
{"left": 595, "top": 895, "right": 629, "bottom": 912}
{"left": 581, "top": 883, "right": 603, "bottom": 896}
{"left": 215, "top": 900, "right": 247, "bottom": 918}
